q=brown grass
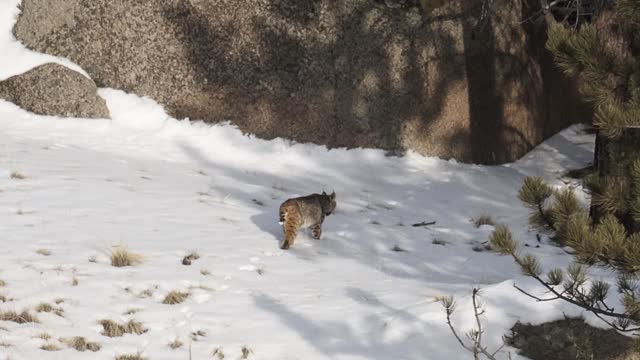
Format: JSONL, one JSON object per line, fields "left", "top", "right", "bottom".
{"left": 40, "top": 343, "right": 61, "bottom": 351}
{"left": 99, "top": 319, "right": 147, "bottom": 337}
{"left": 35, "top": 333, "right": 51, "bottom": 340}
{"left": 473, "top": 215, "right": 495, "bottom": 228}
{"left": 109, "top": 246, "right": 143, "bottom": 267}
{"left": 35, "top": 302, "right": 64, "bottom": 316}
{"left": 10, "top": 172, "right": 26, "bottom": 180}
{"left": 168, "top": 338, "right": 183, "bottom": 349}
{"left": 63, "top": 336, "right": 101, "bottom": 352}
{"left": 115, "top": 353, "right": 146, "bottom": 360}
{"left": 36, "top": 249, "right": 51, "bottom": 256}
{"left": 162, "top": 290, "right": 190, "bottom": 305}
{"left": 0, "top": 310, "right": 39, "bottom": 323}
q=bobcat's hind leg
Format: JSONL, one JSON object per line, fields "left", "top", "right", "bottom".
{"left": 281, "top": 222, "right": 299, "bottom": 250}
{"left": 311, "top": 224, "right": 322, "bottom": 240}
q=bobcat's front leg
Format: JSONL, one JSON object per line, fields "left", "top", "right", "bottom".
{"left": 311, "top": 224, "right": 322, "bottom": 240}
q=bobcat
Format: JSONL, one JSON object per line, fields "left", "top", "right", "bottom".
{"left": 278, "top": 191, "right": 337, "bottom": 250}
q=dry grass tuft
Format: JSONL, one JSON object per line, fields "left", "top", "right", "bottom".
{"left": 54, "top": 298, "right": 65, "bottom": 304}
{"left": 109, "top": 246, "right": 143, "bottom": 267}
{"left": 0, "top": 280, "right": 6, "bottom": 287}
{"left": 473, "top": 215, "right": 495, "bottom": 228}
{"left": 10, "top": 172, "right": 26, "bottom": 180}
{"left": 0, "top": 341, "right": 11, "bottom": 347}
{"left": 115, "top": 353, "right": 146, "bottom": 360}
{"left": 168, "top": 337, "right": 183, "bottom": 349}
{"left": 35, "top": 303, "right": 64, "bottom": 316}
{"left": 162, "top": 290, "right": 190, "bottom": 305}
{"left": 99, "top": 319, "right": 147, "bottom": 337}
{"left": 36, "top": 333, "right": 51, "bottom": 340}
{"left": 36, "top": 249, "right": 51, "bottom": 256}
{"left": 200, "top": 268, "right": 211, "bottom": 276}
{"left": 0, "top": 294, "right": 6, "bottom": 303}
{"left": 123, "top": 308, "right": 141, "bottom": 315}
{"left": 241, "top": 346, "right": 253, "bottom": 359}
{"left": 40, "top": 343, "right": 61, "bottom": 351}
{"left": 63, "top": 336, "right": 101, "bottom": 352}
{"left": 212, "top": 347, "right": 225, "bottom": 359}
{"left": 0, "top": 310, "right": 39, "bottom": 323}
{"left": 137, "top": 289, "right": 153, "bottom": 298}
{"left": 71, "top": 276, "right": 79, "bottom": 286}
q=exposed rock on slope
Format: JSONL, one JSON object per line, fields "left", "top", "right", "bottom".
{"left": 0, "top": 63, "right": 110, "bottom": 118}
{"left": 14, "top": 0, "right": 587, "bottom": 163}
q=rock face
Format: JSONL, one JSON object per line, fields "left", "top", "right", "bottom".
{"left": 0, "top": 63, "right": 110, "bottom": 118}
{"left": 507, "top": 318, "right": 640, "bottom": 360}
{"left": 14, "top": 0, "right": 588, "bottom": 163}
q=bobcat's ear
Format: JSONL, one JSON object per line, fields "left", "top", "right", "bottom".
{"left": 330, "top": 191, "right": 336, "bottom": 199}
{"left": 322, "top": 190, "right": 327, "bottom": 195}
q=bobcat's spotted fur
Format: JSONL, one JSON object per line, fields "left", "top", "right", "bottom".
{"left": 279, "top": 191, "right": 336, "bottom": 250}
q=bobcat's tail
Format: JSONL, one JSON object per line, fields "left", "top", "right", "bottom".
{"left": 279, "top": 204, "right": 286, "bottom": 225}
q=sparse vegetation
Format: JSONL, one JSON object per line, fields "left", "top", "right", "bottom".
{"left": 182, "top": 251, "right": 200, "bottom": 265}
{"left": 0, "top": 295, "right": 5, "bottom": 303}
{"left": 0, "top": 342, "right": 11, "bottom": 347}
{"left": 99, "top": 319, "right": 147, "bottom": 337}
{"left": 40, "top": 343, "right": 61, "bottom": 351}
{"left": 71, "top": 275, "right": 79, "bottom": 286}
{"left": 123, "top": 308, "right": 141, "bottom": 315}
{"left": 109, "top": 246, "right": 143, "bottom": 267}
{"left": 200, "top": 268, "right": 211, "bottom": 276}
{"left": 115, "top": 352, "right": 146, "bottom": 360}
{"left": 0, "top": 310, "right": 39, "bottom": 323}
{"left": 62, "top": 336, "right": 101, "bottom": 352}
{"left": 35, "top": 302, "right": 64, "bottom": 316}
{"left": 240, "top": 346, "right": 253, "bottom": 359}
{"left": 190, "top": 329, "right": 207, "bottom": 341}
{"left": 35, "top": 333, "right": 51, "bottom": 340}
{"left": 168, "top": 338, "right": 183, "bottom": 349}
{"left": 10, "top": 171, "right": 26, "bottom": 180}
{"left": 54, "top": 298, "right": 64, "bottom": 304}
{"left": 137, "top": 288, "right": 153, "bottom": 298}
{"left": 432, "top": 238, "right": 447, "bottom": 246}
{"left": 0, "top": 280, "right": 6, "bottom": 287}
{"left": 212, "top": 347, "right": 225, "bottom": 359}
{"left": 35, "top": 248, "right": 51, "bottom": 256}
{"left": 473, "top": 215, "right": 495, "bottom": 228}
{"left": 162, "top": 290, "right": 190, "bottom": 305}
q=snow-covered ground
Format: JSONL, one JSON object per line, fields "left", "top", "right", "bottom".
{"left": 0, "top": 1, "right": 606, "bottom": 359}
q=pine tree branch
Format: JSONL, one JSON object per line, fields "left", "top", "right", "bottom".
{"left": 510, "top": 253, "right": 632, "bottom": 320}
{"left": 538, "top": 202, "right": 557, "bottom": 231}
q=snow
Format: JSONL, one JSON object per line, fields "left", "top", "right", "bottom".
{"left": 0, "top": 1, "right": 608, "bottom": 359}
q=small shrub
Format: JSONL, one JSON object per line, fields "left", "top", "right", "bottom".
{"left": 109, "top": 246, "right": 143, "bottom": 267}
{"left": 168, "top": 338, "right": 183, "bottom": 349}
{"left": 162, "top": 290, "right": 189, "bottom": 305}
{"left": 99, "top": 319, "right": 147, "bottom": 337}
{"left": 473, "top": 215, "right": 495, "bottom": 227}
{"left": 0, "top": 310, "right": 39, "bottom": 323}
{"left": 40, "top": 343, "right": 61, "bottom": 351}
{"left": 10, "top": 172, "right": 26, "bottom": 180}
{"left": 63, "top": 336, "right": 101, "bottom": 352}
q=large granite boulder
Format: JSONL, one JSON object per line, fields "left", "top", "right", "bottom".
{"left": 0, "top": 63, "right": 110, "bottom": 118}
{"left": 13, "top": 0, "right": 588, "bottom": 163}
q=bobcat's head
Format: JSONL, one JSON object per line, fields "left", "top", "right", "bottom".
{"left": 320, "top": 191, "right": 337, "bottom": 216}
